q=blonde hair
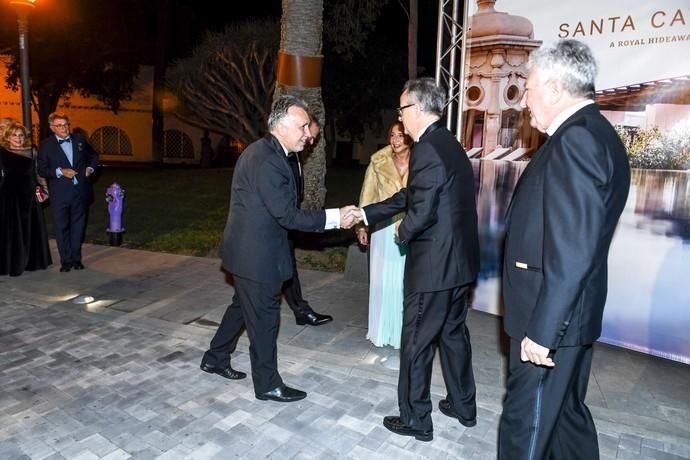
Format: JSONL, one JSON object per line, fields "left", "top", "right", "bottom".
{"left": 1, "top": 122, "right": 31, "bottom": 149}
{"left": 0, "top": 117, "right": 17, "bottom": 138}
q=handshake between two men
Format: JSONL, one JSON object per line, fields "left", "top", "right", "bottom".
{"left": 338, "top": 205, "right": 364, "bottom": 229}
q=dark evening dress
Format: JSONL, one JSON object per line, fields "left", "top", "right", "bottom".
{"left": 0, "top": 146, "right": 52, "bottom": 276}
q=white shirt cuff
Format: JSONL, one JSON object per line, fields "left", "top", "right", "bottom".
{"left": 361, "top": 208, "right": 369, "bottom": 226}
{"left": 324, "top": 208, "right": 341, "bottom": 229}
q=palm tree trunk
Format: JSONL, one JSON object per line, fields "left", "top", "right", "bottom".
{"left": 275, "top": 0, "right": 326, "bottom": 210}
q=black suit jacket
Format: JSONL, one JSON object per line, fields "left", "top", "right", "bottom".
{"left": 37, "top": 133, "right": 98, "bottom": 204}
{"left": 502, "top": 104, "right": 630, "bottom": 348}
{"left": 220, "top": 135, "right": 326, "bottom": 285}
{"left": 364, "top": 121, "right": 480, "bottom": 295}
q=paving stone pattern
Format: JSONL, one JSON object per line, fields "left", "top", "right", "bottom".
{"left": 1, "top": 243, "right": 689, "bottom": 459}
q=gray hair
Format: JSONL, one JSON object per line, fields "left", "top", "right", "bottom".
{"left": 267, "top": 95, "right": 309, "bottom": 131}
{"left": 527, "top": 39, "right": 598, "bottom": 98}
{"left": 402, "top": 78, "right": 446, "bottom": 117}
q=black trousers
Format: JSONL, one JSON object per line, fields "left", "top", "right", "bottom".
{"left": 203, "top": 274, "right": 283, "bottom": 394}
{"left": 51, "top": 189, "right": 86, "bottom": 264}
{"left": 498, "top": 339, "right": 598, "bottom": 460}
{"left": 398, "top": 284, "right": 476, "bottom": 431}
{"left": 282, "top": 236, "right": 311, "bottom": 316}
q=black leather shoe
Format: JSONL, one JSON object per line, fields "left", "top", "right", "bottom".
{"left": 72, "top": 261, "right": 85, "bottom": 270}
{"left": 256, "top": 384, "right": 306, "bottom": 402}
{"left": 295, "top": 311, "right": 333, "bottom": 326}
{"left": 200, "top": 362, "right": 247, "bottom": 380}
{"left": 383, "top": 415, "right": 433, "bottom": 442}
{"left": 60, "top": 263, "right": 72, "bottom": 273}
{"left": 439, "top": 399, "right": 476, "bottom": 427}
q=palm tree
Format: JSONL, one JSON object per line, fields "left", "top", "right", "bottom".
{"left": 275, "top": 0, "right": 326, "bottom": 210}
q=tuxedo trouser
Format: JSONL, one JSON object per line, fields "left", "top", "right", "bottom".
{"left": 398, "top": 284, "right": 476, "bottom": 431}
{"left": 204, "top": 275, "right": 283, "bottom": 394}
{"left": 498, "top": 339, "right": 598, "bottom": 460}
{"left": 203, "top": 292, "right": 242, "bottom": 368}
{"left": 51, "top": 189, "right": 86, "bottom": 264}
{"left": 282, "top": 236, "right": 311, "bottom": 315}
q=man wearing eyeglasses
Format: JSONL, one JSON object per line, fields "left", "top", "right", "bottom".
{"left": 38, "top": 112, "right": 99, "bottom": 273}
{"left": 357, "top": 78, "right": 480, "bottom": 441}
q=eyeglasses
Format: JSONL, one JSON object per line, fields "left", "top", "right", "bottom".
{"left": 51, "top": 123, "right": 70, "bottom": 129}
{"left": 396, "top": 103, "right": 415, "bottom": 116}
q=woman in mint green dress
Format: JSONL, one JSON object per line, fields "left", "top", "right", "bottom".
{"left": 356, "top": 122, "right": 412, "bottom": 348}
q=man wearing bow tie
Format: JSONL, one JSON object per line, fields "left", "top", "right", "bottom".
{"left": 38, "top": 113, "right": 99, "bottom": 272}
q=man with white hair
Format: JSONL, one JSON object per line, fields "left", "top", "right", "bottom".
{"left": 499, "top": 39, "right": 630, "bottom": 459}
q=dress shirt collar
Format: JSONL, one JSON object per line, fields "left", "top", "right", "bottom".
{"left": 546, "top": 99, "right": 594, "bottom": 136}
{"left": 278, "top": 142, "right": 289, "bottom": 156}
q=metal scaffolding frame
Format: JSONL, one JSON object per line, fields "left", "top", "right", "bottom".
{"left": 434, "top": 0, "right": 469, "bottom": 141}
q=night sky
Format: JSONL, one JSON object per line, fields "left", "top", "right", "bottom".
{"left": 165, "top": 1, "right": 439, "bottom": 75}
{"left": 0, "top": 1, "right": 439, "bottom": 77}
{"left": 165, "top": 1, "right": 283, "bottom": 62}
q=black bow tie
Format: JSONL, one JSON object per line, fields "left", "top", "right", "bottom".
{"left": 58, "top": 137, "right": 71, "bottom": 144}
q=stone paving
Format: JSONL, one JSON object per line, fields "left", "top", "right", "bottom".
{"left": 0, "top": 243, "right": 689, "bottom": 459}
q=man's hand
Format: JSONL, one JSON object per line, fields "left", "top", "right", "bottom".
{"left": 85, "top": 167, "right": 94, "bottom": 177}
{"left": 520, "top": 336, "right": 555, "bottom": 367}
{"left": 339, "top": 205, "right": 362, "bottom": 229}
{"left": 61, "top": 168, "right": 77, "bottom": 179}
{"left": 356, "top": 228, "right": 368, "bottom": 246}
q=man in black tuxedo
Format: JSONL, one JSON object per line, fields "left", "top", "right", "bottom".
{"left": 37, "top": 113, "right": 98, "bottom": 272}
{"left": 498, "top": 40, "right": 630, "bottom": 460}
{"left": 201, "top": 95, "right": 358, "bottom": 403}
{"left": 360, "top": 78, "right": 480, "bottom": 441}
{"left": 283, "top": 116, "right": 333, "bottom": 326}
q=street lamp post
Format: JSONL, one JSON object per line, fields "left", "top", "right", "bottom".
{"left": 9, "top": 0, "right": 37, "bottom": 137}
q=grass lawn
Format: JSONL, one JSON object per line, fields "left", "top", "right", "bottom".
{"left": 45, "top": 164, "right": 366, "bottom": 271}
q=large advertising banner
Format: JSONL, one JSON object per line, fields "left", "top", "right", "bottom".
{"left": 464, "top": 0, "right": 690, "bottom": 363}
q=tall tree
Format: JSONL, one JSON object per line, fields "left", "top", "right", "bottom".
{"left": 166, "top": 20, "right": 279, "bottom": 146}
{"left": 0, "top": 0, "right": 147, "bottom": 140}
{"left": 405, "top": 0, "right": 419, "bottom": 79}
{"left": 151, "top": 0, "right": 170, "bottom": 165}
{"left": 274, "top": 0, "right": 326, "bottom": 210}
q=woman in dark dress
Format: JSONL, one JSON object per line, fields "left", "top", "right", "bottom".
{"left": 0, "top": 123, "right": 52, "bottom": 276}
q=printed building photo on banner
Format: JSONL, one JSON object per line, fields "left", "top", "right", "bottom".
{"left": 462, "top": 0, "right": 690, "bottom": 364}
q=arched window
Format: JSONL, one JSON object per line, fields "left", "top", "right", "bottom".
{"left": 89, "top": 126, "right": 133, "bottom": 156}
{"left": 163, "top": 129, "right": 195, "bottom": 159}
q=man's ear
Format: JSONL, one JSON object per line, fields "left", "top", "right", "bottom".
{"left": 546, "top": 78, "right": 564, "bottom": 105}
{"left": 274, "top": 121, "right": 286, "bottom": 138}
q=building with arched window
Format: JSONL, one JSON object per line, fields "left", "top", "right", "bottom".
{"left": 0, "top": 59, "right": 212, "bottom": 165}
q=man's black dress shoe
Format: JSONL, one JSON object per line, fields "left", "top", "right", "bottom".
{"left": 295, "top": 311, "right": 333, "bottom": 326}
{"left": 200, "top": 362, "right": 247, "bottom": 380}
{"left": 383, "top": 415, "right": 433, "bottom": 442}
{"left": 255, "top": 384, "right": 306, "bottom": 402}
{"left": 60, "top": 263, "right": 72, "bottom": 273}
{"left": 439, "top": 399, "right": 476, "bottom": 427}
{"left": 72, "top": 261, "right": 85, "bottom": 270}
